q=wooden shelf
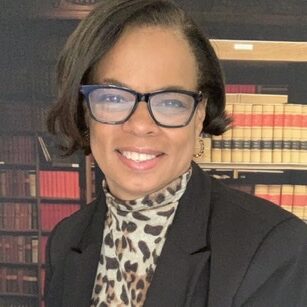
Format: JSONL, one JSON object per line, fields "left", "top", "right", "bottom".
{"left": 0, "top": 229, "right": 39, "bottom": 235}
{"left": 0, "top": 292, "right": 38, "bottom": 299}
{"left": 0, "top": 197, "right": 37, "bottom": 203}
{"left": 199, "top": 163, "right": 307, "bottom": 171}
{"left": 0, "top": 262, "right": 38, "bottom": 268}
{"left": 40, "top": 197, "right": 81, "bottom": 204}
{"left": 0, "top": 162, "right": 36, "bottom": 170}
{"left": 210, "top": 39, "right": 307, "bottom": 62}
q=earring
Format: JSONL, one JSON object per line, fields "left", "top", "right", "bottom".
{"left": 83, "top": 129, "right": 90, "bottom": 142}
{"left": 193, "top": 138, "right": 205, "bottom": 158}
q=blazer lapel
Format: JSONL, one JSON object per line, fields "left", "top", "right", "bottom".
{"left": 62, "top": 194, "right": 107, "bottom": 307}
{"left": 145, "top": 164, "right": 212, "bottom": 307}
{"left": 61, "top": 163, "right": 213, "bottom": 307}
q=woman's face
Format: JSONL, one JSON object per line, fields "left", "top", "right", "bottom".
{"left": 89, "top": 26, "right": 205, "bottom": 200}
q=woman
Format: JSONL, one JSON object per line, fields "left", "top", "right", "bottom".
{"left": 45, "top": 1, "right": 307, "bottom": 306}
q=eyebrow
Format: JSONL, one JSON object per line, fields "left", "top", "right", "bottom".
{"left": 100, "top": 78, "right": 189, "bottom": 92}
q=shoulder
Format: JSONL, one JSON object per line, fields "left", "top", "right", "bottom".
{"left": 209, "top": 175, "right": 302, "bottom": 229}
{"left": 191, "top": 163, "right": 307, "bottom": 243}
{"left": 52, "top": 197, "right": 98, "bottom": 237}
{"left": 208, "top": 175, "right": 307, "bottom": 264}
{"left": 46, "top": 197, "right": 100, "bottom": 264}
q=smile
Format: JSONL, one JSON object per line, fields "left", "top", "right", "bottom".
{"left": 121, "top": 151, "right": 157, "bottom": 162}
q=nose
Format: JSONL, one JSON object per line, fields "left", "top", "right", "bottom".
{"left": 122, "top": 101, "right": 159, "bottom": 135}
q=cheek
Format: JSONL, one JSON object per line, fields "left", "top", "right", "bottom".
{"left": 89, "top": 122, "right": 110, "bottom": 159}
{"left": 167, "top": 127, "right": 195, "bottom": 157}
{"left": 195, "top": 104, "right": 206, "bottom": 135}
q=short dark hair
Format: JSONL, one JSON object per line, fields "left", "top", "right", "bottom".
{"left": 47, "top": 0, "right": 231, "bottom": 156}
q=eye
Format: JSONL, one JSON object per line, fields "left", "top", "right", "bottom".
{"left": 159, "top": 99, "right": 186, "bottom": 108}
{"left": 99, "top": 94, "right": 127, "bottom": 104}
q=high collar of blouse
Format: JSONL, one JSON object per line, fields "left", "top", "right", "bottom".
{"left": 102, "top": 167, "right": 192, "bottom": 213}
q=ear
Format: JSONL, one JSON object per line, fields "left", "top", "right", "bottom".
{"left": 194, "top": 99, "right": 206, "bottom": 137}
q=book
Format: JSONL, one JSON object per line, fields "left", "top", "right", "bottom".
{"left": 282, "top": 104, "right": 295, "bottom": 163}
{"left": 231, "top": 104, "right": 244, "bottom": 162}
{"left": 250, "top": 104, "right": 262, "bottom": 163}
{"left": 242, "top": 104, "right": 252, "bottom": 163}
{"left": 267, "top": 185, "right": 281, "bottom": 206}
{"left": 40, "top": 203, "right": 79, "bottom": 232}
{"left": 292, "top": 185, "right": 306, "bottom": 220}
{"left": 290, "top": 104, "right": 302, "bottom": 163}
{"left": 221, "top": 104, "right": 233, "bottom": 162}
{"left": 226, "top": 93, "right": 288, "bottom": 105}
{"left": 226, "top": 84, "right": 257, "bottom": 93}
{"left": 260, "top": 105, "right": 274, "bottom": 163}
{"left": 39, "top": 171, "right": 80, "bottom": 199}
{"left": 211, "top": 135, "right": 222, "bottom": 162}
{"left": 272, "top": 104, "right": 284, "bottom": 163}
{"left": 0, "top": 136, "right": 35, "bottom": 165}
{"left": 254, "top": 184, "right": 270, "bottom": 202}
{"left": 280, "top": 185, "right": 294, "bottom": 213}
{"left": 300, "top": 105, "right": 307, "bottom": 164}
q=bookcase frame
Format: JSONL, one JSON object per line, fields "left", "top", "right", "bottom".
{"left": 0, "top": 132, "right": 85, "bottom": 307}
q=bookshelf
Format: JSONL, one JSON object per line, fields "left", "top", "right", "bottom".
{"left": 192, "top": 46, "right": 307, "bottom": 222}
{"left": 210, "top": 39, "right": 307, "bottom": 62}
{"left": 0, "top": 131, "right": 85, "bottom": 307}
{"left": 1, "top": 1, "right": 307, "bottom": 305}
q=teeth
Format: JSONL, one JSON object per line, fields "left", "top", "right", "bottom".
{"left": 121, "top": 151, "right": 157, "bottom": 162}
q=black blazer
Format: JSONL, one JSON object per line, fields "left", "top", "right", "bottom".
{"left": 45, "top": 163, "right": 307, "bottom": 307}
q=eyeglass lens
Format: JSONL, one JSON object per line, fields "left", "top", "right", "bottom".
{"left": 87, "top": 88, "right": 196, "bottom": 126}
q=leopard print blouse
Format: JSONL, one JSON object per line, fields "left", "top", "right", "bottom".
{"left": 90, "top": 168, "right": 192, "bottom": 307}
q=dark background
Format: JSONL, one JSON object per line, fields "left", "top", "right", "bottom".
{"left": 1, "top": 0, "right": 307, "bottom": 115}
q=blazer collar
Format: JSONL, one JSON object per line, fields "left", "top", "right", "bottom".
{"left": 62, "top": 192, "right": 107, "bottom": 307}
{"left": 145, "top": 162, "right": 212, "bottom": 307}
{"left": 62, "top": 162, "right": 212, "bottom": 307}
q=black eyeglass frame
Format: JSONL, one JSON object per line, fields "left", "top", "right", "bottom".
{"left": 80, "top": 84, "right": 204, "bottom": 128}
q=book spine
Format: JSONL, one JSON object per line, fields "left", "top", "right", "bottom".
{"left": 282, "top": 104, "right": 294, "bottom": 163}
{"left": 211, "top": 135, "right": 222, "bottom": 162}
{"left": 268, "top": 185, "right": 281, "bottom": 206}
{"left": 260, "top": 104, "right": 274, "bottom": 163}
{"left": 280, "top": 184, "right": 294, "bottom": 213}
{"left": 299, "top": 105, "right": 307, "bottom": 164}
{"left": 231, "top": 104, "right": 245, "bottom": 163}
{"left": 290, "top": 104, "right": 302, "bottom": 163}
{"left": 221, "top": 104, "right": 233, "bottom": 162}
{"left": 242, "top": 104, "right": 252, "bottom": 163}
{"left": 32, "top": 237, "right": 38, "bottom": 263}
{"left": 254, "top": 184, "right": 269, "bottom": 201}
{"left": 292, "top": 185, "right": 306, "bottom": 220}
{"left": 272, "top": 104, "right": 284, "bottom": 163}
{"left": 250, "top": 104, "right": 263, "bottom": 163}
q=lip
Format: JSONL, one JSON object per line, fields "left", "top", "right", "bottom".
{"left": 117, "top": 147, "right": 164, "bottom": 155}
{"left": 115, "top": 147, "right": 165, "bottom": 171}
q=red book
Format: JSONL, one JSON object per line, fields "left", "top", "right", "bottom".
{"left": 39, "top": 171, "right": 45, "bottom": 197}
{"left": 254, "top": 184, "right": 270, "bottom": 202}
{"left": 292, "top": 185, "right": 305, "bottom": 220}
{"left": 41, "top": 203, "right": 52, "bottom": 231}
{"left": 280, "top": 185, "right": 294, "bottom": 213}
{"left": 226, "top": 84, "right": 257, "bottom": 93}
{"left": 40, "top": 236, "right": 48, "bottom": 264}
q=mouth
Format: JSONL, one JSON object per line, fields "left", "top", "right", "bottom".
{"left": 116, "top": 149, "right": 164, "bottom": 163}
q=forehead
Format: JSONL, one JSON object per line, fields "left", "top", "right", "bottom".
{"left": 93, "top": 26, "right": 198, "bottom": 93}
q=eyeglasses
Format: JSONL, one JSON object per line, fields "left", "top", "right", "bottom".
{"left": 80, "top": 84, "right": 203, "bottom": 128}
